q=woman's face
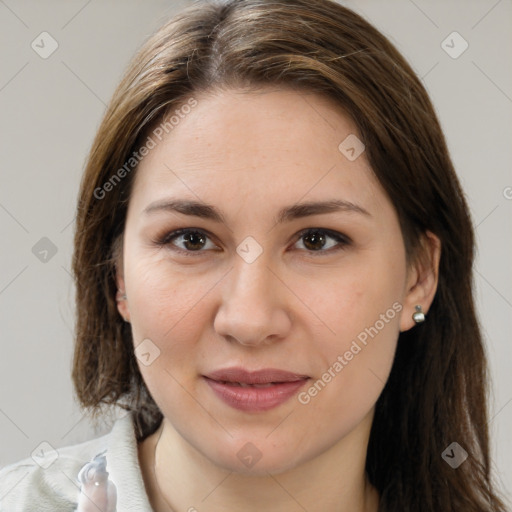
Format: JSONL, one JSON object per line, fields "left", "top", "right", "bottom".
{"left": 117, "top": 87, "right": 423, "bottom": 474}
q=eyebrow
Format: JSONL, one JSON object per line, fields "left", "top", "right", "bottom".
{"left": 143, "top": 198, "right": 371, "bottom": 224}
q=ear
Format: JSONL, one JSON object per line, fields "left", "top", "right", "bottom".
{"left": 114, "top": 237, "right": 131, "bottom": 323}
{"left": 399, "top": 230, "right": 441, "bottom": 332}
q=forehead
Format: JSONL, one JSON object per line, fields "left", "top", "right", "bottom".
{"left": 129, "top": 87, "right": 389, "bottom": 217}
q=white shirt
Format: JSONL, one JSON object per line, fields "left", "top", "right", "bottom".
{"left": 0, "top": 412, "right": 154, "bottom": 511}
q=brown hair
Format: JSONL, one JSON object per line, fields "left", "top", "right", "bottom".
{"left": 71, "top": 1, "right": 508, "bottom": 510}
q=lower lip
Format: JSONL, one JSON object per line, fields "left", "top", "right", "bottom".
{"left": 204, "top": 377, "right": 309, "bottom": 412}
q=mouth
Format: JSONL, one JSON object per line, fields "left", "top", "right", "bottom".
{"left": 203, "top": 367, "right": 310, "bottom": 412}
{"left": 204, "top": 367, "right": 310, "bottom": 385}
{"left": 212, "top": 382, "right": 283, "bottom": 388}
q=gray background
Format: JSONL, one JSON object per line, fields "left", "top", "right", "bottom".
{"left": 0, "top": 0, "right": 511, "bottom": 501}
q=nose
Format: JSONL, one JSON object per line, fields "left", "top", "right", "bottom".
{"left": 213, "top": 256, "right": 292, "bottom": 347}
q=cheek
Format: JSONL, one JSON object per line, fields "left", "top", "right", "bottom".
{"left": 124, "top": 255, "right": 217, "bottom": 363}
{"left": 310, "top": 252, "right": 405, "bottom": 346}
{"left": 127, "top": 249, "right": 191, "bottom": 312}
{"left": 296, "top": 309, "right": 399, "bottom": 448}
{"left": 295, "top": 251, "right": 404, "bottom": 412}
{"left": 124, "top": 257, "right": 218, "bottom": 420}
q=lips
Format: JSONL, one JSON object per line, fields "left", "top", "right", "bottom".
{"left": 203, "top": 367, "right": 310, "bottom": 412}
{"left": 205, "top": 367, "right": 309, "bottom": 385}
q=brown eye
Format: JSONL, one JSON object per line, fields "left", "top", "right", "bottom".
{"left": 302, "top": 230, "right": 327, "bottom": 251}
{"left": 158, "top": 229, "right": 218, "bottom": 254}
{"left": 294, "top": 228, "right": 351, "bottom": 254}
{"left": 181, "top": 231, "right": 207, "bottom": 251}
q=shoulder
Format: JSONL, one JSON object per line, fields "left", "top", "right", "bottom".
{"left": 0, "top": 428, "right": 110, "bottom": 511}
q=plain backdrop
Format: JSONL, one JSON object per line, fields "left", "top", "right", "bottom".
{"left": 0, "top": 0, "right": 511, "bottom": 502}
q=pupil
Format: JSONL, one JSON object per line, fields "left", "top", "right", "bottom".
{"left": 184, "top": 232, "right": 205, "bottom": 250}
{"left": 303, "top": 231, "right": 325, "bottom": 251}
{"left": 181, "top": 231, "right": 327, "bottom": 251}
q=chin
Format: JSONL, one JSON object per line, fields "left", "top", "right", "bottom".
{"left": 196, "top": 433, "right": 316, "bottom": 477}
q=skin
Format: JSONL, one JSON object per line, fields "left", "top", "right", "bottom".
{"left": 116, "top": 87, "right": 441, "bottom": 512}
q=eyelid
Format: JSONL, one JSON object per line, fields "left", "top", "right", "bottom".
{"left": 293, "top": 227, "right": 352, "bottom": 245}
{"left": 158, "top": 227, "right": 216, "bottom": 245}
{"left": 154, "top": 227, "right": 352, "bottom": 256}
{"left": 291, "top": 228, "right": 352, "bottom": 256}
{"left": 156, "top": 228, "right": 220, "bottom": 256}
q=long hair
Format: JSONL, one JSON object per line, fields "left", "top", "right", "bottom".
{"left": 71, "top": 1, "right": 509, "bottom": 510}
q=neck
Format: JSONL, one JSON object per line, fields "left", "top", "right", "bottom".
{"left": 138, "top": 412, "right": 379, "bottom": 512}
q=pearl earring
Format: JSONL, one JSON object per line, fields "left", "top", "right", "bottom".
{"left": 116, "top": 290, "right": 127, "bottom": 301}
{"left": 412, "top": 305, "right": 425, "bottom": 323}
{"left": 116, "top": 290, "right": 129, "bottom": 322}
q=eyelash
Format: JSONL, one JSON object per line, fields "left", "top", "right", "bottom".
{"left": 153, "top": 227, "right": 352, "bottom": 257}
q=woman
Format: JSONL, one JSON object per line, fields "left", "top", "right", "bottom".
{"left": 0, "top": 0, "right": 508, "bottom": 510}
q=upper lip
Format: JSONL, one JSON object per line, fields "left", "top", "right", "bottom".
{"left": 204, "top": 367, "right": 310, "bottom": 385}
